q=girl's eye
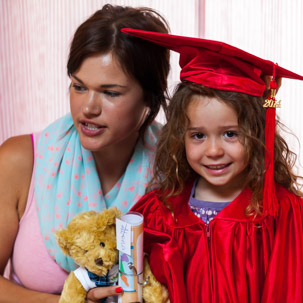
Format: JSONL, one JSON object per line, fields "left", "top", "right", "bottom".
{"left": 224, "top": 131, "right": 238, "bottom": 138}
{"left": 104, "top": 91, "right": 121, "bottom": 98}
{"left": 72, "top": 84, "right": 86, "bottom": 92}
{"left": 191, "top": 132, "right": 205, "bottom": 140}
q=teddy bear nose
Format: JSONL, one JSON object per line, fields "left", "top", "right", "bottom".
{"left": 95, "top": 258, "right": 103, "bottom": 266}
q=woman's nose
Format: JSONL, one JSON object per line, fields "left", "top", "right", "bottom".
{"left": 82, "top": 91, "right": 101, "bottom": 116}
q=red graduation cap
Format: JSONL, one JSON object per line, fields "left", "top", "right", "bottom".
{"left": 122, "top": 28, "right": 303, "bottom": 216}
{"left": 121, "top": 28, "right": 303, "bottom": 96}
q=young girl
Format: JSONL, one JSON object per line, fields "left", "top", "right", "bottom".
{"left": 123, "top": 29, "right": 303, "bottom": 302}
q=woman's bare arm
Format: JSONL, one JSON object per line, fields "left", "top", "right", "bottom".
{"left": 0, "top": 135, "right": 60, "bottom": 303}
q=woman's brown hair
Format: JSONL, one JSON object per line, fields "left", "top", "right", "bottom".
{"left": 67, "top": 4, "right": 170, "bottom": 137}
{"left": 150, "top": 81, "right": 302, "bottom": 215}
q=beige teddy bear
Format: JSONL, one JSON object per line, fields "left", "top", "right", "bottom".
{"left": 55, "top": 207, "right": 169, "bottom": 303}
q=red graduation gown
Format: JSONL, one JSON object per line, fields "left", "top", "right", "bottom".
{"left": 131, "top": 183, "right": 303, "bottom": 302}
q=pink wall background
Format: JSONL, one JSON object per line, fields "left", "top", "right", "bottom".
{"left": 1, "top": 0, "right": 302, "bottom": 174}
{"left": 0, "top": 0, "right": 199, "bottom": 141}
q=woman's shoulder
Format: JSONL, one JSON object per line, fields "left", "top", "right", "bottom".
{"left": 0, "top": 135, "right": 33, "bottom": 171}
{"left": 0, "top": 135, "right": 34, "bottom": 216}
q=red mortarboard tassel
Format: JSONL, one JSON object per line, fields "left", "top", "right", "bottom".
{"left": 262, "top": 65, "right": 280, "bottom": 217}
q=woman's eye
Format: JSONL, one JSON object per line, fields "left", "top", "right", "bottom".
{"left": 104, "top": 91, "right": 121, "bottom": 98}
{"left": 72, "top": 84, "right": 86, "bottom": 92}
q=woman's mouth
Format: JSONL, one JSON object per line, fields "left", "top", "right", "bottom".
{"left": 83, "top": 123, "right": 100, "bottom": 131}
{"left": 80, "top": 122, "right": 105, "bottom": 136}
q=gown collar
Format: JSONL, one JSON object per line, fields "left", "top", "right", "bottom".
{"left": 164, "top": 181, "right": 266, "bottom": 226}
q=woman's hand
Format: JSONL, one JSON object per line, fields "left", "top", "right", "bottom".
{"left": 86, "top": 286, "right": 123, "bottom": 302}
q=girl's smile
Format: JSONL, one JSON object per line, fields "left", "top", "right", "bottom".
{"left": 203, "top": 163, "right": 232, "bottom": 175}
{"left": 185, "top": 95, "right": 248, "bottom": 201}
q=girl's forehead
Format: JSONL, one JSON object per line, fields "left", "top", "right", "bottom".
{"left": 189, "top": 94, "right": 212, "bottom": 105}
{"left": 186, "top": 96, "right": 239, "bottom": 126}
{"left": 188, "top": 95, "right": 233, "bottom": 111}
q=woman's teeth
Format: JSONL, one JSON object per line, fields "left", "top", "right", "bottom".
{"left": 84, "top": 123, "right": 100, "bottom": 130}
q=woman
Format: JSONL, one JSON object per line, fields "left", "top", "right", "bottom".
{"left": 0, "top": 4, "right": 170, "bottom": 302}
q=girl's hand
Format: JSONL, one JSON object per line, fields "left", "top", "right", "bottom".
{"left": 86, "top": 286, "right": 123, "bottom": 302}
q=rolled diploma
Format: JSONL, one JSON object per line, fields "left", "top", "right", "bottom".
{"left": 117, "top": 212, "right": 143, "bottom": 303}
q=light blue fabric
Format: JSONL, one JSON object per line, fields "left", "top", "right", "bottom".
{"left": 35, "top": 113, "right": 161, "bottom": 271}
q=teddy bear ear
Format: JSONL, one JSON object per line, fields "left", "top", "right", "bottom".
{"left": 97, "top": 207, "right": 122, "bottom": 228}
{"left": 112, "top": 206, "right": 122, "bottom": 219}
{"left": 54, "top": 229, "right": 71, "bottom": 256}
{"left": 108, "top": 206, "right": 122, "bottom": 224}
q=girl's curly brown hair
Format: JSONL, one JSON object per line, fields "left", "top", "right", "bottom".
{"left": 149, "top": 81, "right": 302, "bottom": 215}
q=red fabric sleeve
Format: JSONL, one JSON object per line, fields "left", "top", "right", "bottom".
{"left": 131, "top": 192, "right": 188, "bottom": 303}
{"left": 261, "top": 189, "right": 303, "bottom": 302}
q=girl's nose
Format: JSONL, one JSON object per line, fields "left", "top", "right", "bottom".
{"left": 82, "top": 91, "right": 101, "bottom": 116}
{"left": 204, "top": 138, "right": 224, "bottom": 158}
